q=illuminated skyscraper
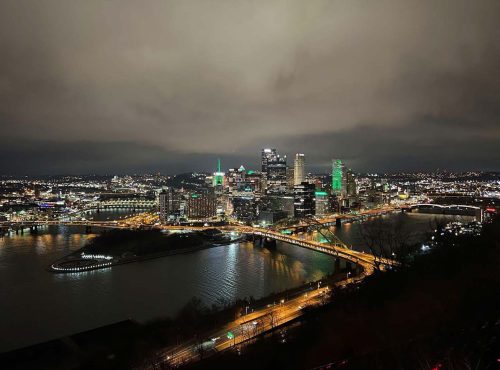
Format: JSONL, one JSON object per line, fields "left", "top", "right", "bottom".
{"left": 261, "top": 148, "right": 287, "bottom": 194}
{"left": 293, "top": 182, "right": 316, "bottom": 218}
{"left": 331, "top": 159, "right": 345, "bottom": 196}
{"left": 159, "top": 188, "right": 181, "bottom": 223}
{"left": 261, "top": 148, "right": 275, "bottom": 173}
{"left": 213, "top": 158, "right": 225, "bottom": 187}
{"left": 294, "top": 153, "right": 305, "bottom": 185}
{"left": 186, "top": 191, "right": 217, "bottom": 219}
{"left": 315, "top": 191, "right": 329, "bottom": 216}
{"left": 346, "top": 168, "right": 357, "bottom": 196}
{"left": 286, "top": 166, "right": 295, "bottom": 192}
{"left": 231, "top": 195, "right": 257, "bottom": 222}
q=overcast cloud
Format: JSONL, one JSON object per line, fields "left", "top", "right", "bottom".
{"left": 1, "top": 0, "right": 499, "bottom": 174}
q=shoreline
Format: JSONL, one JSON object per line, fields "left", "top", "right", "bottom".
{"left": 48, "top": 237, "right": 244, "bottom": 273}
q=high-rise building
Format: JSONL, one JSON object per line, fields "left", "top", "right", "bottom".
{"left": 258, "top": 210, "right": 288, "bottom": 226}
{"left": 159, "top": 188, "right": 181, "bottom": 223}
{"left": 260, "top": 194, "right": 294, "bottom": 217}
{"left": 346, "top": 169, "right": 357, "bottom": 197}
{"left": 293, "top": 182, "right": 316, "bottom": 218}
{"left": 261, "top": 148, "right": 287, "bottom": 194}
{"left": 245, "top": 170, "right": 263, "bottom": 195}
{"left": 226, "top": 166, "right": 246, "bottom": 194}
{"left": 213, "top": 158, "right": 225, "bottom": 188}
{"left": 186, "top": 191, "right": 217, "bottom": 219}
{"left": 286, "top": 166, "right": 295, "bottom": 192}
{"left": 231, "top": 196, "right": 257, "bottom": 223}
{"left": 332, "top": 159, "right": 346, "bottom": 197}
{"left": 261, "top": 148, "right": 274, "bottom": 174}
{"left": 315, "top": 190, "right": 329, "bottom": 217}
{"left": 294, "top": 153, "right": 305, "bottom": 185}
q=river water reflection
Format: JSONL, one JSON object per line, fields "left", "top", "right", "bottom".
{"left": 0, "top": 211, "right": 470, "bottom": 352}
{"left": 0, "top": 227, "right": 334, "bottom": 352}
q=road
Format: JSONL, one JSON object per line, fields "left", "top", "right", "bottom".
{"left": 154, "top": 284, "right": 335, "bottom": 368}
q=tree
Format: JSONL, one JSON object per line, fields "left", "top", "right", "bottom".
{"left": 195, "top": 337, "right": 206, "bottom": 360}
{"left": 358, "top": 214, "right": 417, "bottom": 269}
{"left": 266, "top": 309, "right": 279, "bottom": 330}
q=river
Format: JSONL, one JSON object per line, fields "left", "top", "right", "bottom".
{"left": 0, "top": 211, "right": 471, "bottom": 352}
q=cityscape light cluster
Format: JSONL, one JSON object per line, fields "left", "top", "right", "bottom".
{"left": 0, "top": 149, "right": 499, "bottom": 229}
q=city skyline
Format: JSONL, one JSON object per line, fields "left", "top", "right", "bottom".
{"left": 1, "top": 1, "right": 500, "bottom": 175}
{"left": 1, "top": 2, "right": 499, "bottom": 369}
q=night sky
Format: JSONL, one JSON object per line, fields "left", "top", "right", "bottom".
{"left": 1, "top": 1, "right": 499, "bottom": 175}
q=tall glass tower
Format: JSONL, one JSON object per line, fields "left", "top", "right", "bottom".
{"left": 331, "top": 159, "right": 344, "bottom": 195}
{"left": 213, "top": 158, "right": 225, "bottom": 187}
{"left": 294, "top": 153, "right": 305, "bottom": 185}
{"left": 261, "top": 148, "right": 287, "bottom": 194}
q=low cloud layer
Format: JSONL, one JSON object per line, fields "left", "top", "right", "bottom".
{"left": 1, "top": 0, "right": 499, "bottom": 174}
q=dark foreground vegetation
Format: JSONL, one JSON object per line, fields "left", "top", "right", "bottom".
{"left": 189, "top": 217, "right": 500, "bottom": 370}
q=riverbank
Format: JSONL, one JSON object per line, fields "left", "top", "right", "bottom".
{"left": 49, "top": 229, "right": 241, "bottom": 273}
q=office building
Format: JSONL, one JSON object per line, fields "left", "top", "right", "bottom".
{"left": 159, "top": 188, "right": 181, "bottom": 223}
{"left": 231, "top": 196, "right": 257, "bottom": 223}
{"left": 315, "top": 191, "right": 329, "bottom": 217}
{"left": 261, "top": 148, "right": 287, "bottom": 194}
{"left": 226, "top": 166, "right": 246, "bottom": 194}
{"left": 260, "top": 194, "right": 295, "bottom": 217}
{"left": 293, "top": 182, "right": 316, "bottom": 218}
{"left": 286, "top": 166, "right": 295, "bottom": 192}
{"left": 245, "top": 170, "right": 264, "bottom": 195}
{"left": 258, "top": 210, "right": 288, "bottom": 226}
{"left": 212, "top": 158, "right": 225, "bottom": 194}
{"left": 294, "top": 153, "right": 305, "bottom": 185}
{"left": 186, "top": 191, "right": 217, "bottom": 219}
{"left": 346, "top": 168, "right": 357, "bottom": 196}
{"left": 332, "top": 159, "right": 346, "bottom": 197}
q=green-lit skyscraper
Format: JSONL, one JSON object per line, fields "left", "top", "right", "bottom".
{"left": 213, "top": 158, "right": 225, "bottom": 187}
{"left": 331, "top": 159, "right": 344, "bottom": 196}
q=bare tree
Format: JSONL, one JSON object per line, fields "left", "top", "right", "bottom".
{"left": 252, "top": 319, "right": 263, "bottom": 337}
{"left": 266, "top": 309, "right": 279, "bottom": 329}
{"left": 358, "top": 217, "right": 387, "bottom": 270}
{"left": 359, "top": 214, "right": 415, "bottom": 269}
{"left": 240, "top": 323, "right": 253, "bottom": 341}
{"left": 195, "top": 337, "right": 206, "bottom": 360}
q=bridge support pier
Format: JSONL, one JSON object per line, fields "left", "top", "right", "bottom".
{"left": 252, "top": 235, "right": 260, "bottom": 246}
{"left": 85, "top": 225, "right": 92, "bottom": 234}
{"left": 335, "top": 258, "right": 341, "bottom": 271}
{"left": 335, "top": 218, "right": 342, "bottom": 228}
{"left": 263, "top": 237, "right": 276, "bottom": 248}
